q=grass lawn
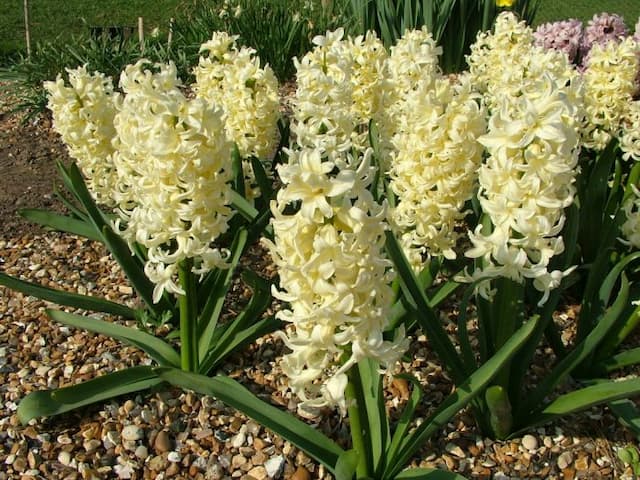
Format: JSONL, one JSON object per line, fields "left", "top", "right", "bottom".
{"left": 535, "top": 0, "right": 640, "bottom": 26}
{"left": 0, "top": 0, "right": 190, "bottom": 59}
{"left": 1, "top": 0, "right": 640, "bottom": 59}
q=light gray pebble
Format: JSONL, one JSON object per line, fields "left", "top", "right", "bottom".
{"left": 167, "top": 451, "right": 181, "bottom": 463}
{"left": 232, "top": 425, "right": 247, "bottom": 448}
{"left": 58, "top": 450, "right": 71, "bottom": 466}
{"left": 134, "top": 445, "right": 148, "bottom": 460}
{"left": 121, "top": 425, "right": 144, "bottom": 442}
{"left": 264, "top": 455, "right": 285, "bottom": 478}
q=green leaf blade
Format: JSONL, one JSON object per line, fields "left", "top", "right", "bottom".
{"left": 47, "top": 309, "right": 180, "bottom": 367}
{"left": 155, "top": 368, "right": 344, "bottom": 473}
{"left": 19, "top": 208, "right": 102, "bottom": 242}
{"left": 18, "top": 366, "right": 162, "bottom": 424}
{"left": 0, "top": 272, "right": 135, "bottom": 319}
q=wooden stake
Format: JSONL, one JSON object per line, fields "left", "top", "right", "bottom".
{"left": 23, "top": 0, "right": 31, "bottom": 58}
{"left": 167, "top": 17, "right": 174, "bottom": 48}
{"left": 138, "top": 17, "right": 144, "bottom": 52}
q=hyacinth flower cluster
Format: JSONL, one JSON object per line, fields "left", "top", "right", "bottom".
{"left": 388, "top": 36, "right": 486, "bottom": 268}
{"left": 264, "top": 29, "right": 417, "bottom": 413}
{"left": 580, "top": 12, "right": 629, "bottom": 59}
{"left": 534, "top": 12, "right": 629, "bottom": 66}
{"left": 467, "top": 13, "right": 584, "bottom": 304}
{"left": 264, "top": 147, "right": 408, "bottom": 413}
{"left": 535, "top": 14, "right": 640, "bottom": 157}
{"left": 194, "top": 32, "right": 281, "bottom": 199}
{"left": 111, "top": 60, "right": 234, "bottom": 303}
{"left": 533, "top": 19, "right": 583, "bottom": 63}
{"left": 194, "top": 31, "right": 280, "bottom": 160}
{"left": 581, "top": 36, "right": 640, "bottom": 151}
{"left": 44, "top": 66, "right": 118, "bottom": 206}
{"left": 292, "top": 28, "right": 392, "bottom": 164}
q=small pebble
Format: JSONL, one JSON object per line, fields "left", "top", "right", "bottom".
{"left": 134, "top": 445, "right": 148, "bottom": 460}
{"left": 58, "top": 451, "right": 72, "bottom": 466}
{"left": 290, "top": 466, "right": 311, "bottom": 480}
{"left": 558, "top": 451, "right": 574, "bottom": 470}
{"left": 264, "top": 455, "right": 285, "bottom": 478}
{"left": 167, "top": 451, "right": 181, "bottom": 463}
{"left": 154, "top": 430, "right": 172, "bottom": 453}
{"left": 522, "top": 434, "right": 538, "bottom": 451}
{"left": 121, "top": 425, "right": 143, "bottom": 442}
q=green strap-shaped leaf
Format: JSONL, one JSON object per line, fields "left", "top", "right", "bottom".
{"left": 532, "top": 377, "right": 640, "bottom": 428}
{"left": 358, "top": 357, "right": 389, "bottom": 477}
{"left": 62, "top": 162, "right": 110, "bottom": 227}
{"left": 386, "top": 374, "right": 423, "bottom": 470}
{"left": 249, "top": 156, "right": 274, "bottom": 202}
{"left": 61, "top": 162, "right": 172, "bottom": 317}
{"left": 485, "top": 385, "right": 513, "bottom": 440}
{"left": 578, "top": 140, "right": 618, "bottom": 264}
{"left": 199, "top": 316, "right": 280, "bottom": 375}
{"left": 517, "top": 272, "right": 631, "bottom": 420}
{"left": 597, "top": 347, "right": 640, "bottom": 374}
{"left": 18, "top": 366, "right": 162, "bottom": 424}
{"left": 197, "top": 228, "right": 248, "bottom": 361}
{"left": 101, "top": 226, "right": 172, "bottom": 318}
{"left": 19, "top": 209, "right": 102, "bottom": 242}
{"left": 231, "top": 144, "right": 245, "bottom": 198}
{"left": 596, "top": 297, "right": 640, "bottom": 362}
{"left": 52, "top": 182, "right": 89, "bottom": 220}
{"left": 230, "top": 190, "right": 259, "bottom": 222}
{"left": 383, "top": 316, "right": 538, "bottom": 479}
{"left": 609, "top": 398, "right": 640, "bottom": 440}
{"left": 155, "top": 368, "right": 344, "bottom": 473}
{"left": 385, "top": 230, "right": 467, "bottom": 383}
{"left": 394, "top": 467, "right": 469, "bottom": 480}
{"left": 0, "top": 272, "right": 135, "bottom": 319}
{"left": 47, "top": 309, "right": 180, "bottom": 367}
{"left": 335, "top": 449, "right": 359, "bottom": 480}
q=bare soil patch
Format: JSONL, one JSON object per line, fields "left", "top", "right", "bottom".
{"left": 0, "top": 95, "right": 69, "bottom": 238}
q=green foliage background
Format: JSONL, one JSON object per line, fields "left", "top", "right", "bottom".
{"left": 0, "top": 0, "right": 188, "bottom": 61}
{"left": 1, "top": 0, "right": 640, "bottom": 63}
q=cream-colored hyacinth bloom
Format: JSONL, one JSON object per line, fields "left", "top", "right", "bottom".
{"left": 44, "top": 66, "right": 118, "bottom": 206}
{"left": 386, "top": 26, "right": 442, "bottom": 106}
{"left": 581, "top": 37, "right": 640, "bottom": 151}
{"left": 292, "top": 29, "right": 392, "bottom": 163}
{"left": 468, "top": 13, "right": 580, "bottom": 112}
{"left": 194, "top": 32, "right": 280, "bottom": 160}
{"left": 113, "top": 60, "right": 234, "bottom": 302}
{"left": 466, "top": 13, "right": 583, "bottom": 304}
{"left": 265, "top": 147, "right": 407, "bottom": 413}
{"left": 389, "top": 72, "right": 486, "bottom": 269}
{"left": 620, "top": 101, "right": 640, "bottom": 161}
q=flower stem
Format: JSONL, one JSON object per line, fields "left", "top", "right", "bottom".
{"left": 178, "top": 258, "right": 198, "bottom": 372}
{"left": 346, "top": 366, "right": 371, "bottom": 478}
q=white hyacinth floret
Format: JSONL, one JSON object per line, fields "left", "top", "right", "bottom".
{"left": 292, "top": 28, "right": 393, "bottom": 163}
{"left": 466, "top": 13, "right": 584, "bottom": 305}
{"left": 113, "top": 60, "right": 234, "bottom": 302}
{"left": 581, "top": 36, "right": 640, "bottom": 150}
{"left": 389, "top": 71, "right": 486, "bottom": 269}
{"left": 44, "top": 66, "right": 118, "bottom": 206}
{"left": 265, "top": 147, "right": 408, "bottom": 413}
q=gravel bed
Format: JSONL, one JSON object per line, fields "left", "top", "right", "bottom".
{"left": 1, "top": 231, "right": 639, "bottom": 479}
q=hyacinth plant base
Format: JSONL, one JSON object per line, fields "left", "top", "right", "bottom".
{"left": 1, "top": 88, "right": 640, "bottom": 479}
{"left": 0, "top": 232, "right": 639, "bottom": 479}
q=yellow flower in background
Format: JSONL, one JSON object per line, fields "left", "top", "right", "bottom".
{"left": 496, "top": 0, "right": 515, "bottom": 7}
